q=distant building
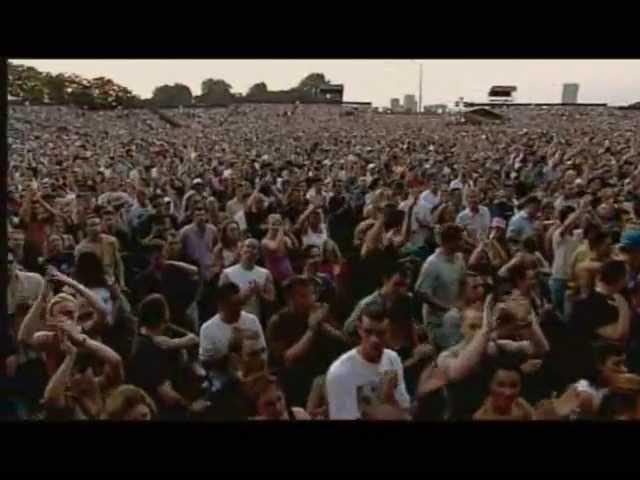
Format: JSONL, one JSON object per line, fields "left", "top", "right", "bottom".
{"left": 404, "top": 94, "right": 417, "bottom": 112}
{"left": 316, "top": 83, "right": 344, "bottom": 103}
{"left": 488, "top": 86, "right": 517, "bottom": 103}
{"left": 562, "top": 83, "right": 579, "bottom": 104}
{"left": 390, "top": 98, "right": 401, "bottom": 111}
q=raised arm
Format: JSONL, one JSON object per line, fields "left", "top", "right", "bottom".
{"left": 262, "top": 227, "right": 286, "bottom": 253}
{"left": 597, "top": 293, "right": 632, "bottom": 342}
{"left": 293, "top": 205, "right": 316, "bottom": 235}
{"left": 59, "top": 321, "right": 124, "bottom": 388}
{"left": 438, "top": 299, "right": 495, "bottom": 383}
{"left": 17, "top": 278, "right": 48, "bottom": 346}
{"left": 47, "top": 267, "right": 109, "bottom": 325}
{"left": 165, "top": 260, "right": 200, "bottom": 280}
{"left": 43, "top": 338, "right": 77, "bottom": 409}
{"left": 38, "top": 197, "right": 63, "bottom": 218}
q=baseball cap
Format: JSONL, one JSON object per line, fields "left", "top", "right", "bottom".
{"left": 192, "top": 178, "right": 204, "bottom": 186}
{"left": 619, "top": 229, "right": 640, "bottom": 250}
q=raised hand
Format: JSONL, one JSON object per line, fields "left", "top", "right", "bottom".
{"left": 308, "top": 304, "right": 329, "bottom": 331}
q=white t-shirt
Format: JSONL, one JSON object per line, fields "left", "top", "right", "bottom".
{"left": 199, "top": 311, "right": 266, "bottom": 363}
{"left": 326, "top": 348, "right": 410, "bottom": 420}
{"left": 220, "top": 264, "right": 271, "bottom": 319}
{"left": 419, "top": 189, "right": 440, "bottom": 212}
{"left": 551, "top": 229, "right": 581, "bottom": 280}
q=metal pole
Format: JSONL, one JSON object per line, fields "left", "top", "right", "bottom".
{"left": 418, "top": 63, "right": 423, "bottom": 114}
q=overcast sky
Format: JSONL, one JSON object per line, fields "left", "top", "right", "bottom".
{"left": 13, "top": 59, "right": 640, "bottom": 107}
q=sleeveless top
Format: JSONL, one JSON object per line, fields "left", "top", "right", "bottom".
{"left": 263, "top": 252, "right": 294, "bottom": 285}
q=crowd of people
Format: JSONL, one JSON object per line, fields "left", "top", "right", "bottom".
{"left": 4, "top": 101, "right": 640, "bottom": 421}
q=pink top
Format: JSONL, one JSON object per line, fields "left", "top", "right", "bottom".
{"left": 264, "top": 252, "right": 294, "bottom": 284}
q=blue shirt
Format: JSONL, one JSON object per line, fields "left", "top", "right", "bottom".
{"left": 507, "top": 211, "right": 535, "bottom": 243}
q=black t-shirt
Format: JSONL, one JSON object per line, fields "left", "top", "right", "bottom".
{"left": 569, "top": 291, "right": 619, "bottom": 341}
{"left": 133, "top": 266, "right": 198, "bottom": 327}
{"left": 127, "top": 334, "right": 171, "bottom": 399}
{"left": 267, "top": 308, "right": 346, "bottom": 406}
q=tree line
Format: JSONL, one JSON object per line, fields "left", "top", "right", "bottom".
{"left": 8, "top": 63, "right": 334, "bottom": 110}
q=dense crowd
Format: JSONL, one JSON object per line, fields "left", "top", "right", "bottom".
{"left": 4, "top": 102, "right": 640, "bottom": 421}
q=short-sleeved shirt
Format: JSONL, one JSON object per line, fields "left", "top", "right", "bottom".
{"left": 456, "top": 206, "right": 491, "bottom": 241}
{"left": 199, "top": 312, "right": 266, "bottom": 364}
{"left": 220, "top": 264, "right": 271, "bottom": 320}
{"left": 326, "top": 347, "right": 410, "bottom": 420}
{"left": 415, "top": 249, "right": 466, "bottom": 325}
{"left": 180, "top": 223, "right": 218, "bottom": 280}
{"left": 551, "top": 229, "right": 581, "bottom": 280}
{"left": 507, "top": 211, "right": 535, "bottom": 243}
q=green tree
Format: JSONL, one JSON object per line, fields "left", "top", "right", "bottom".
{"left": 68, "top": 87, "right": 97, "bottom": 109}
{"left": 247, "top": 82, "right": 268, "bottom": 97}
{"left": 201, "top": 78, "right": 232, "bottom": 96}
{"left": 152, "top": 83, "right": 193, "bottom": 107}
{"left": 22, "top": 83, "right": 47, "bottom": 104}
{"left": 199, "top": 78, "right": 234, "bottom": 105}
{"left": 44, "top": 74, "right": 68, "bottom": 104}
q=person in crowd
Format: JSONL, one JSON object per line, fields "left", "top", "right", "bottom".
{"left": 199, "top": 282, "right": 267, "bottom": 391}
{"left": 75, "top": 214, "right": 126, "bottom": 290}
{"left": 569, "top": 260, "right": 631, "bottom": 344}
{"left": 133, "top": 239, "right": 200, "bottom": 332}
{"left": 8, "top": 94, "right": 640, "bottom": 423}
{"left": 326, "top": 302, "right": 411, "bottom": 420}
{"left": 212, "top": 220, "right": 243, "bottom": 274}
{"left": 73, "top": 251, "right": 120, "bottom": 328}
{"left": 507, "top": 195, "right": 541, "bottom": 247}
{"left": 179, "top": 205, "right": 218, "bottom": 283}
{"left": 219, "top": 238, "right": 276, "bottom": 322}
{"left": 343, "top": 262, "right": 412, "bottom": 342}
{"left": 473, "top": 359, "right": 535, "bottom": 421}
{"left": 267, "top": 276, "right": 347, "bottom": 408}
{"left": 415, "top": 224, "right": 466, "bottom": 349}
{"left": 103, "top": 384, "right": 157, "bottom": 420}
{"left": 456, "top": 188, "right": 492, "bottom": 242}
{"left": 41, "top": 319, "right": 124, "bottom": 420}
{"left": 45, "top": 233, "right": 76, "bottom": 277}
{"left": 261, "top": 215, "right": 296, "bottom": 288}
{"left": 127, "top": 294, "right": 208, "bottom": 420}
{"left": 248, "top": 373, "right": 311, "bottom": 421}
